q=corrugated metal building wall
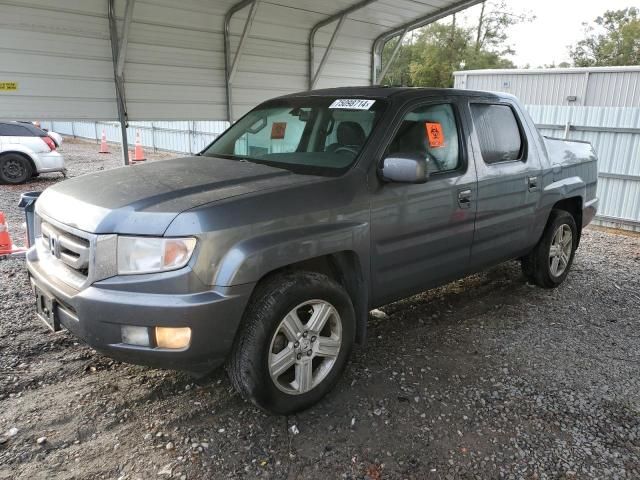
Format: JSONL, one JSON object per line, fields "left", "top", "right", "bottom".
{"left": 454, "top": 67, "right": 640, "bottom": 232}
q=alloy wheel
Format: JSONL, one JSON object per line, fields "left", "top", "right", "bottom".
{"left": 549, "top": 224, "right": 573, "bottom": 277}
{"left": 268, "top": 300, "right": 342, "bottom": 395}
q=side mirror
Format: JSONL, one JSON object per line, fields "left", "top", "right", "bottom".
{"left": 381, "top": 154, "right": 429, "bottom": 184}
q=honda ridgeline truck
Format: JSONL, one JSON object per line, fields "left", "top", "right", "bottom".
{"left": 27, "top": 87, "right": 598, "bottom": 414}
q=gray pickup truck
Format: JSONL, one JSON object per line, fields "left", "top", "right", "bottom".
{"left": 27, "top": 87, "right": 598, "bottom": 414}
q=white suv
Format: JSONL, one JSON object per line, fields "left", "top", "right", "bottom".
{"left": 0, "top": 121, "right": 66, "bottom": 184}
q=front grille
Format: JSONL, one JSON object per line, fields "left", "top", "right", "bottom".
{"left": 35, "top": 215, "right": 95, "bottom": 290}
{"left": 34, "top": 212, "right": 120, "bottom": 291}
{"left": 41, "top": 222, "right": 90, "bottom": 276}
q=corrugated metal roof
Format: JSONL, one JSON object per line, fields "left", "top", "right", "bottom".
{"left": 0, "top": 0, "right": 482, "bottom": 121}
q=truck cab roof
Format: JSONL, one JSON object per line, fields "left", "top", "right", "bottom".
{"left": 280, "top": 86, "right": 519, "bottom": 103}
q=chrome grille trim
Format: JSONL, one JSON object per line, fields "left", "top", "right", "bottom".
{"left": 35, "top": 213, "right": 96, "bottom": 291}
{"left": 41, "top": 222, "right": 90, "bottom": 272}
{"left": 34, "top": 213, "right": 118, "bottom": 291}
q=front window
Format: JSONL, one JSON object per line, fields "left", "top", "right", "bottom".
{"left": 386, "top": 103, "right": 462, "bottom": 174}
{"left": 202, "top": 97, "right": 386, "bottom": 175}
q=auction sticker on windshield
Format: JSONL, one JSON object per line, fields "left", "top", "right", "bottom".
{"left": 329, "top": 99, "right": 375, "bottom": 110}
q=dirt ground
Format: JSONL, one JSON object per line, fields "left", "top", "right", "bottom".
{"left": 1, "top": 139, "right": 639, "bottom": 479}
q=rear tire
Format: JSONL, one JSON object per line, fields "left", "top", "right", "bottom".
{"left": 227, "top": 271, "right": 355, "bottom": 415}
{"left": 521, "top": 209, "right": 577, "bottom": 288}
{"left": 0, "top": 153, "right": 32, "bottom": 184}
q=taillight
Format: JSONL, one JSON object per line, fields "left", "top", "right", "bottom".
{"left": 42, "top": 136, "right": 56, "bottom": 151}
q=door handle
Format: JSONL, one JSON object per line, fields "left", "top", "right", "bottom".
{"left": 528, "top": 176, "right": 539, "bottom": 192}
{"left": 457, "top": 189, "right": 472, "bottom": 209}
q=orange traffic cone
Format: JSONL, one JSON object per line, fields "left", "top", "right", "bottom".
{"left": 0, "top": 212, "right": 25, "bottom": 256}
{"left": 132, "top": 130, "right": 146, "bottom": 162}
{"left": 99, "top": 129, "right": 110, "bottom": 154}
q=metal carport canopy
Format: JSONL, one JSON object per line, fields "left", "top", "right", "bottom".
{"left": 0, "top": 0, "right": 481, "bottom": 123}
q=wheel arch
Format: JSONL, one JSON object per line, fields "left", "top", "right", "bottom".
{"left": 0, "top": 150, "right": 37, "bottom": 174}
{"left": 247, "top": 251, "right": 369, "bottom": 345}
{"left": 551, "top": 196, "right": 583, "bottom": 246}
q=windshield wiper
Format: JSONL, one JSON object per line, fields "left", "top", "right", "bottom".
{"left": 207, "top": 152, "right": 260, "bottom": 163}
{"left": 203, "top": 153, "right": 293, "bottom": 172}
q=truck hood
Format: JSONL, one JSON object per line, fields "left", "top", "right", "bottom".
{"left": 36, "top": 156, "right": 308, "bottom": 235}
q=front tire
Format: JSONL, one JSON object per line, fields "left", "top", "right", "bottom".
{"left": 521, "top": 209, "right": 578, "bottom": 288}
{"left": 0, "top": 153, "right": 33, "bottom": 184}
{"left": 227, "top": 271, "right": 355, "bottom": 415}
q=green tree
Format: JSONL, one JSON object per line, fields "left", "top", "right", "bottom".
{"left": 407, "top": 21, "right": 471, "bottom": 87}
{"left": 379, "top": 1, "right": 530, "bottom": 88}
{"left": 473, "top": 1, "right": 531, "bottom": 55}
{"left": 569, "top": 7, "right": 640, "bottom": 67}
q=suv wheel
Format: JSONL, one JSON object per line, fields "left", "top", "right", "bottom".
{"left": 521, "top": 209, "right": 578, "bottom": 288}
{"left": 227, "top": 271, "right": 355, "bottom": 414}
{"left": 0, "top": 153, "right": 32, "bottom": 184}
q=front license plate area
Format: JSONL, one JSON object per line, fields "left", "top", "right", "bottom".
{"left": 35, "top": 288, "right": 61, "bottom": 332}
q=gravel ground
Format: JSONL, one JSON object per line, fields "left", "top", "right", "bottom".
{"left": 1, "top": 139, "right": 639, "bottom": 479}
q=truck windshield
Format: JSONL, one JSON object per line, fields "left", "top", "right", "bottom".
{"left": 202, "top": 97, "right": 387, "bottom": 175}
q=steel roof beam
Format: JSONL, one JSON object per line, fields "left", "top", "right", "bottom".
{"left": 308, "top": 0, "right": 378, "bottom": 90}
{"left": 371, "top": 0, "right": 484, "bottom": 84}
{"left": 310, "top": 15, "right": 346, "bottom": 90}
{"left": 224, "top": 0, "right": 258, "bottom": 121}
{"left": 376, "top": 27, "right": 408, "bottom": 85}
{"left": 116, "top": 0, "right": 136, "bottom": 77}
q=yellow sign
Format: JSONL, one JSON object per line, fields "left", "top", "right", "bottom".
{"left": 0, "top": 82, "right": 18, "bottom": 91}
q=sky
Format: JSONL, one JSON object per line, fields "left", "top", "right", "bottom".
{"left": 456, "top": 0, "right": 637, "bottom": 68}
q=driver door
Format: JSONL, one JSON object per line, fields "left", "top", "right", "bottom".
{"left": 370, "top": 99, "right": 478, "bottom": 306}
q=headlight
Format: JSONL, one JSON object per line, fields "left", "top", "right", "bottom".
{"left": 117, "top": 236, "right": 197, "bottom": 275}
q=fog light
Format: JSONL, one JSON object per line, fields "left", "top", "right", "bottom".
{"left": 155, "top": 327, "right": 191, "bottom": 349}
{"left": 121, "top": 325, "right": 150, "bottom": 347}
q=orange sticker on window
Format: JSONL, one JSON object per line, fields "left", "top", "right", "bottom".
{"left": 271, "top": 122, "right": 287, "bottom": 139}
{"left": 425, "top": 122, "right": 445, "bottom": 148}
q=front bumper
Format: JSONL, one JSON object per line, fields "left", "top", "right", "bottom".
{"left": 26, "top": 247, "right": 254, "bottom": 374}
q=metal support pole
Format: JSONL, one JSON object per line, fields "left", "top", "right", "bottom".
{"left": 108, "top": 0, "right": 130, "bottom": 165}
{"left": 151, "top": 122, "right": 157, "bottom": 152}
{"left": 581, "top": 71, "right": 590, "bottom": 106}
{"left": 116, "top": 0, "right": 136, "bottom": 77}
{"left": 376, "top": 28, "right": 408, "bottom": 85}
{"left": 224, "top": 0, "right": 257, "bottom": 123}
{"left": 310, "top": 15, "right": 346, "bottom": 90}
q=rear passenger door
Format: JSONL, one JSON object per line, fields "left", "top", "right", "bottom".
{"left": 466, "top": 100, "right": 542, "bottom": 270}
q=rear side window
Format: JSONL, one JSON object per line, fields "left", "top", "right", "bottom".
{"left": 0, "top": 123, "right": 35, "bottom": 137}
{"left": 470, "top": 104, "right": 524, "bottom": 164}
